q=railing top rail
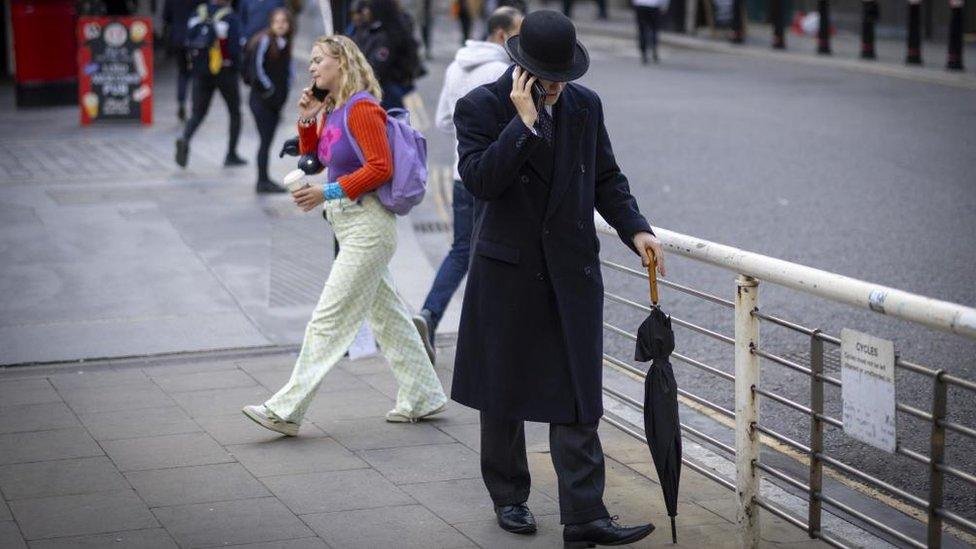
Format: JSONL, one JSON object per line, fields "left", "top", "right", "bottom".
{"left": 595, "top": 215, "right": 976, "bottom": 340}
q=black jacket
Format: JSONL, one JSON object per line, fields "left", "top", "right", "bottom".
{"left": 450, "top": 66, "right": 653, "bottom": 424}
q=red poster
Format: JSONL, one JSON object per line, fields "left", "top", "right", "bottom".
{"left": 77, "top": 17, "right": 153, "bottom": 125}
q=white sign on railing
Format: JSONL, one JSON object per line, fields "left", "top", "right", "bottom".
{"left": 841, "top": 328, "right": 897, "bottom": 453}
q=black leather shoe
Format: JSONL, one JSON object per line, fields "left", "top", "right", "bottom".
{"left": 256, "top": 180, "right": 287, "bottom": 194}
{"left": 224, "top": 154, "right": 247, "bottom": 167}
{"left": 175, "top": 138, "right": 188, "bottom": 168}
{"left": 495, "top": 503, "right": 537, "bottom": 535}
{"left": 563, "top": 516, "right": 655, "bottom": 547}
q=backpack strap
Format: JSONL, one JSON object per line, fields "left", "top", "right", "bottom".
{"left": 340, "top": 92, "right": 381, "bottom": 167}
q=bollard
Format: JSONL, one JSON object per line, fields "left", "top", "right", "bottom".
{"left": 735, "top": 275, "right": 761, "bottom": 549}
{"left": 731, "top": 0, "right": 746, "bottom": 43}
{"left": 771, "top": 0, "right": 786, "bottom": 49}
{"left": 906, "top": 0, "right": 923, "bottom": 64}
{"left": 946, "top": 0, "right": 964, "bottom": 70}
{"left": 817, "top": 0, "right": 832, "bottom": 54}
{"left": 860, "top": 0, "right": 878, "bottom": 59}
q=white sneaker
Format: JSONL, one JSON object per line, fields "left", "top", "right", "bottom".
{"left": 385, "top": 403, "right": 448, "bottom": 423}
{"left": 242, "top": 404, "right": 299, "bottom": 436}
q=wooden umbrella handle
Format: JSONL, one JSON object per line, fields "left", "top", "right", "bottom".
{"left": 646, "top": 247, "right": 659, "bottom": 306}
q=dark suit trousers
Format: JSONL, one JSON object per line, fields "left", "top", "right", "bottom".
{"left": 480, "top": 412, "right": 610, "bottom": 524}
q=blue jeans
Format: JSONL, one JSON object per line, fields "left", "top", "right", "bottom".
{"left": 422, "top": 180, "right": 475, "bottom": 330}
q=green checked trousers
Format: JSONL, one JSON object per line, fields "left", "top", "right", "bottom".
{"left": 264, "top": 194, "right": 448, "bottom": 423}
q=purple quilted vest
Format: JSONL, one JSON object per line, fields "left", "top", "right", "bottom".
{"left": 316, "top": 91, "right": 428, "bottom": 215}
{"left": 316, "top": 92, "right": 369, "bottom": 183}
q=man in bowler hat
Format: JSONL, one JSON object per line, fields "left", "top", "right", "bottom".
{"left": 451, "top": 9, "right": 666, "bottom": 547}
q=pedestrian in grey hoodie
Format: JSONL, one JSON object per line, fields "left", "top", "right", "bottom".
{"left": 412, "top": 6, "right": 523, "bottom": 362}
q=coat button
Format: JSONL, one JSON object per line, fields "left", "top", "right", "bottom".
{"left": 580, "top": 164, "right": 585, "bottom": 174}
{"left": 577, "top": 220, "right": 584, "bottom": 230}
{"left": 584, "top": 266, "right": 592, "bottom": 275}
{"left": 543, "top": 227, "right": 551, "bottom": 235}
{"left": 536, "top": 272, "right": 545, "bottom": 281}
{"left": 520, "top": 175, "right": 529, "bottom": 183}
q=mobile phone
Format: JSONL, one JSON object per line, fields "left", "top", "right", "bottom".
{"left": 311, "top": 84, "right": 328, "bottom": 102}
{"left": 530, "top": 80, "right": 546, "bottom": 112}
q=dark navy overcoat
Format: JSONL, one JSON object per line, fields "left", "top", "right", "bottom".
{"left": 450, "top": 66, "right": 653, "bottom": 424}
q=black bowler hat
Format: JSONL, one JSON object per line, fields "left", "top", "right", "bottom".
{"left": 505, "top": 10, "right": 589, "bottom": 82}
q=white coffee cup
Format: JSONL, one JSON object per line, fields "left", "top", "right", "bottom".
{"left": 284, "top": 169, "right": 309, "bottom": 192}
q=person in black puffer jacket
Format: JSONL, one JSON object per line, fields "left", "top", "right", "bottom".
{"left": 247, "top": 8, "right": 293, "bottom": 193}
{"left": 352, "top": 0, "right": 422, "bottom": 110}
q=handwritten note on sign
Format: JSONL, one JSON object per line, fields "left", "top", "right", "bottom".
{"left": 841, "top": 328, "right": 896, "bottom": 453}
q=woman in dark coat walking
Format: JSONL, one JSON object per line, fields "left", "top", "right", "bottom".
{"left": 247, "top": 7, "right": 293, "bottom": 193}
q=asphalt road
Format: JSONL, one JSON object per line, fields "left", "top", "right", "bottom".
{"left": 412, "top": 15, "right": 976, "bottom": 521}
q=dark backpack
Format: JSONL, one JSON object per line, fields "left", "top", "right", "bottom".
{"left": 240, "top": 35, "right": 262, "bottom": 86}
{"left": 184, "top": 4, "right": 230, "bottom": 52}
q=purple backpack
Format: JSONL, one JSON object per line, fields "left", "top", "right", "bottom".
{"left": 343, "top": 99, "right": 428, "bottom": 216}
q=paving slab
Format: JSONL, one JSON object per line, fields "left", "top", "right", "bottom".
{"left": 216, "top": 539, "right": 329, "bottom": 549}
{"left": 58, "top": 384, "right": 176, "bottom": 415}
{"left": 102, "top": 432, "right": 233, "bottom": 472}
{"left": 126, "top": 463, "right": 271, "bottom": 508}
{"left": 228, "top": 435, "right": 367, "bottom": 478}
{"left": 0, "top": 402, "right": 80, "bottom": 435}
{"left": 196, "top": 413, "right": 326, "bottom": 446}
{"left": 9, "top": 489, "right": 158, "bottom": 540}
{"left": 247, "top": 363, "right": 367, "bottom": 394}
{"left": 148, "top": 369, "right": 259, "bottom": 394}
{"left": 452, "top": 516, "right": 567, "bottom": 549}
{"left": 302, "top": 504, "right": 474, "bottom": 549}
{"left": 361, "top": 443, "right": 481, "bottom": 485}
{"left": 153, "top": 497, "right": 315, "bottom": 549}
{"left": 0, "top": 427, "right": 103, "bottom": 466}
{"left": 0, "top": 378, "right": 60, "bottom": 408}
{"left": 0, "top": 520, "right": 26, "bottom": 549}
{"left": 300, "top": 386, "right": 395, "bottom": 422}
{"left": 170, "top": 385, "right": 272, "bottom": 418}
{"left": 27, "top": 528, "right": 179, "bottom": 549}
{"left": 401, "top": 478, "right": 560, "bottom": 525}
{"left": 47, "top": 369, "right": 152, "bottom": 392}
{"left": 316, "top": 416, "right": 454, "bottom": 451}
{"left": 262, "top": 468, "right": 415, "bottom": 515}
{"left": 78, "top": 405, "right": 202, "bottom": 442}
{"left": 0, "top": 456, "right": 129, "bottom": 500}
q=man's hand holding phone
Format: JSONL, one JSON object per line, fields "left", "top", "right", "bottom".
{"left": 511, "top": 66, "right": 541, "bottom": 130}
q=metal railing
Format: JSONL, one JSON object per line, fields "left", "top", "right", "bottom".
{"left": 594, "top": 215, "right": 976, "bottom": 548}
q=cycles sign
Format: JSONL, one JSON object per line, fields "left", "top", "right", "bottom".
{"left": 77, "top": 17, "right": 153, "bottom": 125}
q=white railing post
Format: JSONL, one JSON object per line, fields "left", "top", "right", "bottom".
{"left": 735, "top": 274, "right": 761, "bottom": 549}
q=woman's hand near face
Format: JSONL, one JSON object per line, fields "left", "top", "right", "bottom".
{"left": 298, "top": 87, "right": 325, "bottom": 121}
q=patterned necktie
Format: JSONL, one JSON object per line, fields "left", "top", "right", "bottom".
{"left": 538, "top": 108, "right": 554, "bottom": 146}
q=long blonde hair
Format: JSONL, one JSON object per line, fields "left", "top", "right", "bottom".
{"left": 313, "top": 35, "right": 383, "bottom": 111}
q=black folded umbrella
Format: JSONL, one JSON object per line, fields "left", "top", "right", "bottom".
{"left": 634, "top": 254, "right": 681, "bottom": 544}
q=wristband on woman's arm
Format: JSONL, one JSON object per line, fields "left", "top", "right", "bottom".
{"left": 323, "top": 182, "right": 347, "bottom": 201}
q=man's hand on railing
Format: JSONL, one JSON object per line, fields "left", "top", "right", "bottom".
{"left": 633, "top": 231, "right": 666, "bottom": 277}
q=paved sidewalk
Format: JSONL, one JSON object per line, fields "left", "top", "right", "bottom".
{"left": 0, "top": 4, "right": 461, "bottom": 365}
{"left": 0, "top": 346, "right": 828, "bottom": 548}
{"left": 557, "top": 0, "right": 976, "bottom": 89}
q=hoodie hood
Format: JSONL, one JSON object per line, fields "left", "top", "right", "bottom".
{"left": 454, "top": 40, "right": 511, "bottom": 71}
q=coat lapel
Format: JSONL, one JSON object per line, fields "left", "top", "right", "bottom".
{"left": 545, "top": 87, "right": 588, "bottom": 221}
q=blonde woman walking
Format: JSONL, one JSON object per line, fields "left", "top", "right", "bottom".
{"left": 243, "top": 35, "right": 447, "bottom": 435}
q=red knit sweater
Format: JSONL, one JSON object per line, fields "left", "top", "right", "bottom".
{"left": 298, "top": 101, "right": 392, "bottom": 200}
